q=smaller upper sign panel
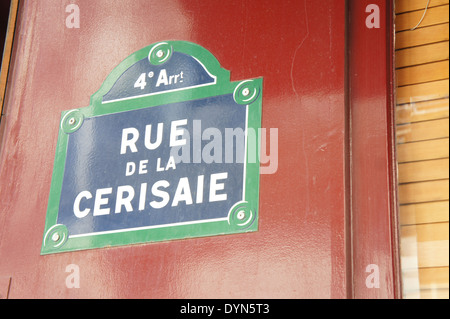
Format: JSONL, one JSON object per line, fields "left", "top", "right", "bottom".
{"left": 103, "top": 42, "right": 217, "bottom": 103}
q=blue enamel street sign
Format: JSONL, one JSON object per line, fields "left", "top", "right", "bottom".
{"left": 41, "top": 41, "right": 262, "bottom": 254}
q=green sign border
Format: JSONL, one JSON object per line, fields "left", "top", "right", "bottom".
{"left": 41, "top": 41, "right": 262, "bottom": 255}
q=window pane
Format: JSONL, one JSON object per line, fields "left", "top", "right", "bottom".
{"left": 395, "top": 0, "right": 449, "bottom": 299}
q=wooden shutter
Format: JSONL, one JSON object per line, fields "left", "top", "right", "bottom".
{"left": 395, "top": 0, "right": 449, "bottom": 299}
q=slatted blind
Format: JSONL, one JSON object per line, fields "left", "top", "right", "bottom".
{"left": 395, "top": 0, "right": 449, "bottom": 299}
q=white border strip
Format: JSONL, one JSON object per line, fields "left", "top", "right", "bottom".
{"left": 243, "top": 105, "right": 249, "bottom": 201}
{"left": 102, "top": 81, "right": 217, "bottom": 104}
{"left": 69, "top": 217, "right": 228, "bottom": 239}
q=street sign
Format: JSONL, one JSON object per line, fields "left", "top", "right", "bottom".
{"left": 41, "top": 41, "right": 262, "bottom": 254}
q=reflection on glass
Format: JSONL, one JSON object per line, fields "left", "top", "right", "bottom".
{"left": 395, "top": 0, "right": 449, "bottom": 299}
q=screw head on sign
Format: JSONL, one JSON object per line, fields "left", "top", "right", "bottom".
{"left": 237, "top": 211, "right": 246, "bottom": 220}
{"left": 156, "top": 50, "right": 164, "bottom": 58}
{"left": 242, "top": 88, "right": 250, "bottom": 97}
{"left": 68, "top": 117, "right": 76, "bottom": 125}
{"left": 52, "top": 233, "right": 60, "bottom": 242}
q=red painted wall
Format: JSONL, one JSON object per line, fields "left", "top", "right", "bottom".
{"left": 0, "top": 0, "right": 398, "bottom": 298}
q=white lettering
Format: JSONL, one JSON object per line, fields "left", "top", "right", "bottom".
{"left": 138, "top": 159, "right": 148, "bottom": 175}
{"left": 115, "top": 185, "right": 135, "bottom": 213}
{"left": 172, "top": 177, "right": 193, "bottom": 207}
{"left": 93, "top": 188, "right": 113, "bottom": 216}
{"left": 156, "top": 158, "right": 164, "bottom": 172}
{"left": 196, "top": 175, "right": 204, "bottom": 204}
{"left": 155, "top": 69, "right": 169, "bottom": 87}
{"left": 72, "top": 174, "right": 229, "bottom": 216}
{"left": 144, "top": 123, "right": 163, "bottom": 150}
{"left": 209, "top": 172, "right": 228, "bottom": 202}
{"left": 120, "top": 128, "right": 139, "bottom": 154}
{"left": 150, "top": 180, "right": 170, "bottom": 209}
{"left": 125, "top": 161, "right": 136, "bottom": 176}
{"left": 170, "top": 119, "right": 188, "bottom": 147}
{"left": 165, "top": 156, "right": 176, "bottom": 171}
{"left": 73, "top": 191, "right": 92, "bottom": 218}
{"left": 139, "top": 183, "right": 147, "bottom": 211}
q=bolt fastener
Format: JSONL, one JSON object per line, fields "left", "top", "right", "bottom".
{"left": 52, "top": 233, "right": 60, "bottom": 242}
{"left": 237, "top": 211, "right": 246, "bottom": 220}
{"left": 156, "top": 50, "right": 164, "bottom": 58}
